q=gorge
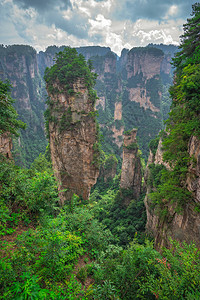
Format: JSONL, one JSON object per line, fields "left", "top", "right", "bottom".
{"left": 0, "top": 3, "right": 200, "bottom": 296}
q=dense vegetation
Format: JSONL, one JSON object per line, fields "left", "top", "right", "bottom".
{"left": 44, "top": 47, "right": 97, "bottom": 103}
{"left": 1, "top": 153, "right": 200, "bottom": 299}
{"left": 0, "top": 80, "right": 25, "bottom": 136}
{"left": 1, "top": 4, "right": 200, "bottom": 298}
{"left": 0, "top": 45, "right": 47, "bottom": 168}
{"left": 148, "top": 3, "right": 200, "bottom": 215}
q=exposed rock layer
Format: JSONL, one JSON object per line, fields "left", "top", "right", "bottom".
{"left": 120, "top": 129, "right": 142, "bottom": 203}
{"left": 0, "top": 133, "right": 12, "bottom": 158}
{"left": 0, "top": 45, "right": 46, "bottom": 167}
{"left": 0, "top": 44, "right": 177, "bottom": 166}
{"left": 145, "top": 137, "right": 200, "bottom": 249}
{"left": 48, "top": 79, "right": 99, "bottom": 203}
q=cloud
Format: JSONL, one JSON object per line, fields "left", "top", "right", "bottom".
{"left": 13, "top": 0, "right": 71, "bottom": 12}
{"left": 0, "top": 0, "right": 196, "bottom": 55}
{"left": 112, "top": 0, "right": 195, "bottom": 22}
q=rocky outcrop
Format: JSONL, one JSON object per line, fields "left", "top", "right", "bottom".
{"left": 0, "top": 133, "right": 12, "bottom": 158}
{"left": 126, "top": 48, "right": 164, "bottom": 80}
{"left": 187, "top": 136, "right": 200, "bottom": 204}
{"left": 145, "top": 137, "right": 200, "bottom": 249}
{"left": 0, "top": 45, "right": 46, "bottom": 167}
{"left": 99, "top": 154, "right": 118, "bottom": 183}
{"left": 47, "top": 78, "right": 99, "bottom": 204}
{"left": 125, "top": 47, "right": 164, "bottom": 112}
{"left": 120, "top": 129, "right": 142, "bottom": 202}
{"left": 0, "top": 44, "right": 176, "bottom": 167}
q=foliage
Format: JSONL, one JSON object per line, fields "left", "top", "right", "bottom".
{"left": 90, "top": 187, "right": 146, "bottom": 246}
{"left": 148, "top": 136, "right": 160, "bottom": 156}
{"left": 0, "top": 80, "right": 26, "bottom": 136}
{"left": 57, "top": 205, "right": 116, "bottom": 257}
{"left": 148, "top": 4, "right": 200, "bottom": 213}
{"left": 93, "top": 239, "right": 200, "bottom": 299}
{"left": 0, "top": 154, "right": 59, "bottom": 235}
{"left": 173, "top": 3, "right": 200, "bottom": 70}
{"left": 163, "top": 3, "right": 200, "bottom": 165}
{"left": 44, "top": 47, "right": 97, "bottom": 103}
{"left": 124, "top": 142, "right": 138, "bottom": 150}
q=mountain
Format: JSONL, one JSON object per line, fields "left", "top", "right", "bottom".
{"left": 44, "top": 48, "right": 100, "bottom": 203}
{"left": 0, "top": 45, "right": 47, "bottom": 167}
{"left": 0, "top": 44, "right": 177, "bottom": 167}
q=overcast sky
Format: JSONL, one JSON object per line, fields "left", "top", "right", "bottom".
{"left": 0, "top": 0, "right": 196, "bottom": 55}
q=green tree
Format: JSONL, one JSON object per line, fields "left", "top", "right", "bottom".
{"left": 0, "top": 80, "right": 26, "bottom": 136}
{"left": 44, "top": 47, "right": 97, "bottom": 100}
{"left": 173, "top": 3, "right": 200, "bottom": 69}
{"left": 147, "top": 4, "right": 200, "bottom": 213}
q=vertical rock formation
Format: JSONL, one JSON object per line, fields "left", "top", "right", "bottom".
{"left": 0, "top": 45, "right": 46, "bottom": 167}
{"left": 99, "top": 154, "right": 118, "bottom": 183}
{"left": 120, "top": 47, "right": 166, "bottom": 159}
{"left": 120, "top": 129, "right": 142, "bottom": 202}
{"left": 145, "top": 137, "right": 200, "bottom": 249}
{"left": 45, "top": 50, "right": 100, "bottom": 203}
{"left": 0, "top": 44, "right": 177, "bottom": 167}
{"left": 0, "top": 133, "right": 12, "bottom": 158}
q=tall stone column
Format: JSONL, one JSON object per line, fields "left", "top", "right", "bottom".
{"left": 120, "top": 129, "right": 142, "bottom": 202}
{"left": 47, "top": 78, "right": 99, "bottom": 204}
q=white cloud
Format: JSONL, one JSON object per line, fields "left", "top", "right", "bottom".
{"left": 1, "top": 0, "right": 191, "bottom": 55}
{"left": 89, "top": 14, "right": 112, "bottom": 32}
{"left": 168, "top": 5, "right": 178, "bottom": 16}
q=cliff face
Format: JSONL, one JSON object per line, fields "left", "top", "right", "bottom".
{"left": 48, "top": 78, "right": 99, "bottom": 203}
{"left": 99, "top": 154, "right": 118, "bottom": 183}
{"left": 0, "top": 44, "right": 176, "bottom": 167}
{"left": 186, "top": 136, "right": 200, "bottom": 203}
{"left": 120, "top": 47, "right": 170, "bottom": 159}
{"left": 0, "top": 45, "right": 47, "bottom": 167}
{"left": 0, "top": 133, "right": 12, "bottom": 158}
{"left": 120, "top": 129, "right": 142, "bottom": 202}
{"left": 145, "top": 137, "right": 200, "bottom": 249}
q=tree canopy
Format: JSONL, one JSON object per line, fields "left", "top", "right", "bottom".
{"left": 44, "top": 47, "right": 97, "bottom": 99}
{"left": 148, "top": 3, "right": 200, "bottom": 212}
{"left": 0, "top": 80, "right": 26, "bottom": 136}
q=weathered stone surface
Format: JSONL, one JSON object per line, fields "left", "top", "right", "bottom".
{"left": 126, "top": 50, "right": 164, "bottom": 80}
{"left": 129, "top": 87, "right": 160, "bottom": 112}
{"left": 125, "top": 49, "right": 163, "bottom": 113}
{"left": 187, "top": 136, "right": 200, "bottom": 204}
{"left": 112, "top": 126, "right": 124, "bottom": 149}
{"left": 145, "top": 136, "right": 200, "bottom": 249}
{"left": 120, "top": 129, "right": 142, "bottom": 201}
{"left": 114, "top": 102, "right": 122, "bottom": 120}
{"left": 0, "top": 133, "right": 12, "bottom": 158}
{"left": 95, "top": 96, "right": 105, "bottom": 110}
{"left": 154, "top": 139, "right": 170, "bottom": 168}
{"left": 48, "top": 79, "right": 99, "bottom": 204}
{"left": 0, "top": 45, "right": 46, "bottom": 166}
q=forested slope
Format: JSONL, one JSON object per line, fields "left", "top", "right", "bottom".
{"left": 145, "top": 3, "right": 200, "bottom": 249}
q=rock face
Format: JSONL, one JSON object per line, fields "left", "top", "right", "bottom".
{"left": 0, "top": 44, "right": 177, "bottom": 167}
{"left": 124, "top": 48, "right": 164, "bottom": 112}
{"left": 99, "top": 154, "right": 118, "bottom": 183}
{"left": 145, "top": 137, "right": 200, "bottom": 249}
{"left": 187, "top": 136, "right": 200, "bottom": 204}
{"left": 0, "top": 45, "right": 46, "bottom": 167}
{"left": 47, "top": 78, "right": 99, "bottom": 203}
{"left": 120, "top": 129, "right": 142, "bottom": 202}
{"left": 0, "top": 133, "right": 12, "bottom": 158}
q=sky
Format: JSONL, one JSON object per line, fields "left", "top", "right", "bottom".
{"left": 0, "top": 0, "right": 197, "bottom": 55}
